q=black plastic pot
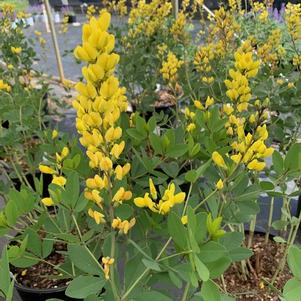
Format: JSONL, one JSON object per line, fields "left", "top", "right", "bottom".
{"left": 15, "top": 282, "right": 78, "bottom": 301}
{"left": 64, "top": 14, "right": 76, "bottom": 23}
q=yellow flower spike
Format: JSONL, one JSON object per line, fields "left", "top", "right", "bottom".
{"left": 39, "top": 164, "right": 56, "bottom": 175}
{"left": 181, "top": 215, "right": 188, "bottom": 225}
{"left": 110, "top": 141, "right": 125, "bottom": 159}
{"left": 216, "top": 179, "right": 224, "bottom": 190}
{"left": 247, "top": 159, "right": 266, "bottom": 171}
{"left": 51, "top": 129, "right": 58, "bottom": 139}
{"left": 149, "top": 178, "right": 157, "bottom": 200}
{"left": 99, "top": 157, "right": 113, "bottom": 171}
{"left": 173, "top": 192, "right": 186, "bottom": 204}
{"left": 212, "top": 151, "right": 227, "bottom": 170}
{"left": 61, "top": 147, "right": 69, "bottom": 159}
{"left": 41, "top": 197, "right": 54, "bottom": 207}
{"left": 88, "top": 208, "right": 105, "bottom": 224}
{"left": 52, "top": 176, "right": 67, "bottom": 187}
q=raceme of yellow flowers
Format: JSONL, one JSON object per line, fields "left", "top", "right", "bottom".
{"left": 220, "top": 44, "right": 274, "bottom": 172}
{"left": 207, "top": 7, "right": 240, "bottom": 53}
{"left": 39, "top": 145, "right": 69, "bottom": 206}
{"left": 160, "top": 51, "right": 184, "bottom": 84}
{"left": 257, "top": 29, "right": 285, "bottom": 69}
{"left": 170, "top": 11, "right": 187, "bottom": 41}
{"left": 134, "top": 179, "right": 186, "bottom": 214}
{"left": 285, "top": 3, "right": 301, "bottom": 41}
{"left": 128, "top": 0, "right": 172, "bottom": 38}
{"left": 73, "top": 12, "right": 134, "bottom": 237}
{"left": 252, "top": 2, "right": 269, "bottom": 23}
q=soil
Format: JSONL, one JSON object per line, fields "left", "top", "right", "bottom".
{"left": 219, "top": 234, "right": 292, "bottom": 301}
{"left": 11, "top": 243, "right": 70, "bottom": 290}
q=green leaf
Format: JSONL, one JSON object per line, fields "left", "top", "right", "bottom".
{"left": 284, "top": 143, "right": 301, "bottom": 172}
{"left": 160, "top": 162, "right": 179, "bottom": 178}
{"left": 68, "top": 245, "right": 102, "bottom": 275}
{"left": 194, "top": 254, "right": 210, "bottom": 281}
{"left": 142, "top": 258, "right": 161, "bottom": 271}
{"left": 0, "top": 247, "right": 11, "bottom": 298}
{"left": 127, "top": 128, "right": 147, "bottom": 142}
{"left": 168, "top": 271, "right": 182, "bottom": 288}
{"left": 288, "top": 245, "right": 301, "bottom": 280}
{"left": 185, "top": 170, "right": 198, "bottom": 183}
{"left": 167, "top": 212, "right": 187, "bottom": 250}
{"left": 166, "top": 144, "right": 188, "bottom": 158}
{"left": 260, "top": 181, "right": 274, "bottom": 191}
{"left": 65, "top": 276, "right": 105, "bottom": 299}
{"left": 199, "top": 242, "right": 227, "bottom": 263}
{"left": 133, "top": 291, "right": 172, "bottom": 301}
{"left": 274, "top": 236, "right": 287, "bottom": 243}
{"left": 228, "top": 247, "right": 253, "bottom": 262}
{"left": 272, "top": 151, "right": 284, "bottom": 174}
{"left": 201, "top": 280, "right": 221, "bottom": 301}
{"left": 115, "top": 204, "right": 133, "bottom": 220}
{"left": 283, "top": 278, "right": 301, "bottom": 301}
{"left": 206, "top": 257, "right": 231, "bottom": 278}
{"left": 149, "top": 133, "right": 163, "bottom": 155}
{"left": 62, "top": 171, "right": 80, "bottom": 208}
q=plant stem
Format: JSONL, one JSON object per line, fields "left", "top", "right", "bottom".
{"left": 180, "top": 283, "right": 190, "bottom": 301}
{"left": 158, "top": 250, "right": 192, "bottom": 262}
{"left": 265, "top": 197, "right": 274, "bottom": 244}
{"left": 248, "top": 215, "right": 257, "bottom": 249}
{"left": 194, "top": 189, "right": 218, "bottom": 212}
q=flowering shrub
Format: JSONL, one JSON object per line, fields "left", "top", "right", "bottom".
{"left": 0, "top": 1, "right": 301, "bottom": 301}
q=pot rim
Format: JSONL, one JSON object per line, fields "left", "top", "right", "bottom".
{"left": 13, "top": 279, "right": 67, "bottom": 294}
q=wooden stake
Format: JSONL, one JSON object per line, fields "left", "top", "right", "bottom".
{"left": 172, "top": 0, "right": 179, "bottom": 18}
{"left": 44, "top": 0, "right": 65, "bottom": 83}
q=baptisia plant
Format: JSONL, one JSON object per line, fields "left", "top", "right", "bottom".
{"left": 57, "top": 10, "right": 272, "bottom": 301}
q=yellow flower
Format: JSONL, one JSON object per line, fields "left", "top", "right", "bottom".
{"left": 205, "top": 96, "right": 214, "bottom": 108}
{"left": 186, "top": 123, "right": 196, "bottom": 132}
{"left": 39, "top": 164, "right": 56, "bottom": 175}
{"left": 149, "top": 178, "right": 157, "bottom": 200}
{"left": 112, "top": 187, "right": 132, "bottom": 204}
{"left": 110, "top": 141, "right": 125, "bottom": 159}
{"left": 216, "top": 179, "right": 224, "bottom": 190}
{"left": 52, "top": 176, "right": 67, "bottom": 186}
{"left": 11, "top": 47, "right": 22, "bottom": 54}
{"left": 212, "top": 151, "right": 227, "bottom": 170}
{"left": 41, "top": 197, "right": 54, "bottom": 206}
{"left": 247, "top": 159, "right": 265, "bottom": 171}
{"left": 181, "top": 215, "right": 188, "bottom": 225}
{"left": 194, "top": 100, "right": 204, "bottom": 110}
{"left": 115, "top": 163, "right": 131, "bottom": 180}
{"left": 52, "top": 129, "right": 58, "bottom": 139}
{"left": 88, "top": 208, "right": 105, "bottom": 224}
{"left": 111, "top": 217, "right": 136, "bottom": 234}
{"left": 102, "top": 256, "right": 114, "bottom": 280}
{"left": 99, "top": 157, "right": 113, "bottom": 171}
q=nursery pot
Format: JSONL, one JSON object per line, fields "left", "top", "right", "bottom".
{"left": 14, "top": 282, "right": 77, "bottom": 301}
{"left": 64, "top": 14, "right": 77, "bottom": 23}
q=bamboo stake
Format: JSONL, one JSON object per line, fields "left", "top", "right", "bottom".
{"left": 172, "top": 0, "right": 179, "bottom": 18}
{"left": 44, "top": 0, "right": 65, "bottom": 83}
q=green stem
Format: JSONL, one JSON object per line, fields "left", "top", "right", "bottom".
{"left": 180, "top": 283, "right": 190, "bottom": 301}
{"left": 265, "top": 197, "right": 274, "bottom": 244}
{"left": 158, "top": 250, "right": 192, "bottom": 262}
{"left": 194, "top": 189, "right": 218, "bottom": 212}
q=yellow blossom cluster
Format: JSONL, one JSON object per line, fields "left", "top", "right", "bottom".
{"left": 194, "top": 43, "right": 221, "bottom": 84}
{"left": 224, "top": 47, "right": 260, "bottom": 112}
{"left": 252, "top": 2, "right": 268, "bottom": 22}
{"left": 285, "top": 3, "right": 301, "bottom": 41}
{"left": 128, "top": 0, "right": 172, "bottom": 37}
{"left": 39, "top": 146, "right": 69, "bottom": 206}
{"left": 257, "top": 29, "right": 285, "bottom": 68}
{"left": 134, "top": 179, "right": 186, "bottom": 214}
{"left": 112, "top": 217, "right": 136, "bottom": 234}
{"left": 86, "top": 5, "right": 96, "bottom": 19}
{"left": 103, "top": 0, "right": 128, "bottom": 16}
{"left": 73, "top": 12, "right": 131, "bottom": 226}
{"left": 170, "top": 11, "right": 187, "bottom": 41}
{"left": 0, "top": 80, "right": 11, "bottom": 92}
{"left": 207, "top": 7, "right": 240, "bottom": 53}
{"left": 160, "top": 51, "right": 183, "bottom": 83}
